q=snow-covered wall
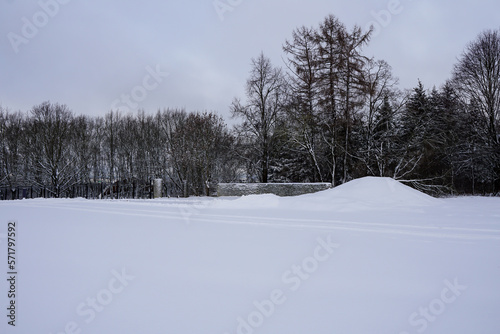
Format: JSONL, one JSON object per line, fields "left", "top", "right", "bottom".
{"left": 217, "top": 183, "right": 332, "bottom": 197}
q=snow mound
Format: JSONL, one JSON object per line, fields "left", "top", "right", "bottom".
{"left": 212, "top": 177, "right": 437, "bottom": 211}
{"left": 306, "top": 177, "right": 437, "bottom": 207}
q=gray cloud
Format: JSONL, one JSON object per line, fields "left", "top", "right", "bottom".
{"left": 1, "top": 0, "right": 499, "bottom": 119}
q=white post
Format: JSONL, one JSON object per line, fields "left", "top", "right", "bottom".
{"left": 153, "top": 179, "right": 163, "bottom": 199}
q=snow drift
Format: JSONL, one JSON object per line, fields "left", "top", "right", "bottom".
{"left": 302, "top": 177, "right": 437, "bottom": 206}
{"left": 217, "top": 177, "right": 438, "bottom": 211}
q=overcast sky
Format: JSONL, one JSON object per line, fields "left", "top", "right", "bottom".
{"left": 1, "top": 0, "right": 499, "bottom": 120}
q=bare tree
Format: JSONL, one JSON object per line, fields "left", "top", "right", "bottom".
{"left": 452, "top": 29, "right": 500, "bottom": 191}
{"left": 231, "top": 53, "right": 287, "bottom": 183}
{"left": 158, "top": 109, "right": 235, "bottom": 196}
{"left": 88, "top": 116, "right": 106, "bottom": 183}
{"left": 336, "top": 24, "right": 372, "bottom": 183}
{"left": 453, "top": 29, "right": 500, "bottom": 144}
{"left": 363, "top": 59, "right": 400, "bottom": 175}
{"left": 0, "top": 109, "right": 25, "bottom": 192}
{"left": 316, "top": 15, "right": 345, "bottom": 185}
{"left": 104, "top": 111, "right": 120, "bottom": 183}
{"left": 70, "top": 115, "right": 93, "bottom": 184}
{"left": 28, "top": 102, "right": 75, "bottom": 197}
{"left": 283, "top": 26, "right": 325, "bottom": 182}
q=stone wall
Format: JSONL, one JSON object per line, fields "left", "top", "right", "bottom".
{"left": 217, "top": 183, "right": 332, "bottom": 197}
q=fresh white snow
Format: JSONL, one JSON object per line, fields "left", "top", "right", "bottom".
{"left": 0, "top": 177, "right": 499, "bottom": 334}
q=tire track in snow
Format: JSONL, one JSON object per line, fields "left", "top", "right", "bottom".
{"left": 14, "top": 200, "right": 500, "bottom": 234}
{"left": 5, "top": 200, "right": 500, "bottom": 241}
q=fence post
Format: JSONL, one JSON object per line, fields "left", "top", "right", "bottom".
{"left": 153, "top": 179, "right": 163, "bottom": 199}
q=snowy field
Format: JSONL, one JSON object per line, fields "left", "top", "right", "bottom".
{"left": 1, "top": 177, "right": 499, "bottom": 334}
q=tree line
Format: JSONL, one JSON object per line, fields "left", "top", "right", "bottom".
{"left": 0, "top": 106, "right": 237, "bottom": 198}
{"left": 1, "top": 14, "right": 499, "bottom": 197}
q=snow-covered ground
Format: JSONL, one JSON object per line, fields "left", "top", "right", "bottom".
{"left": 1, "top": 177, "right": 499, "bottom": 334}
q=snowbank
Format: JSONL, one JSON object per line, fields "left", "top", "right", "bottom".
{"left": 306, "top": 177, "right": 437, "bottom": 205}
{"left": 216, "top": 177, "right": 438, "bottom": 211}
